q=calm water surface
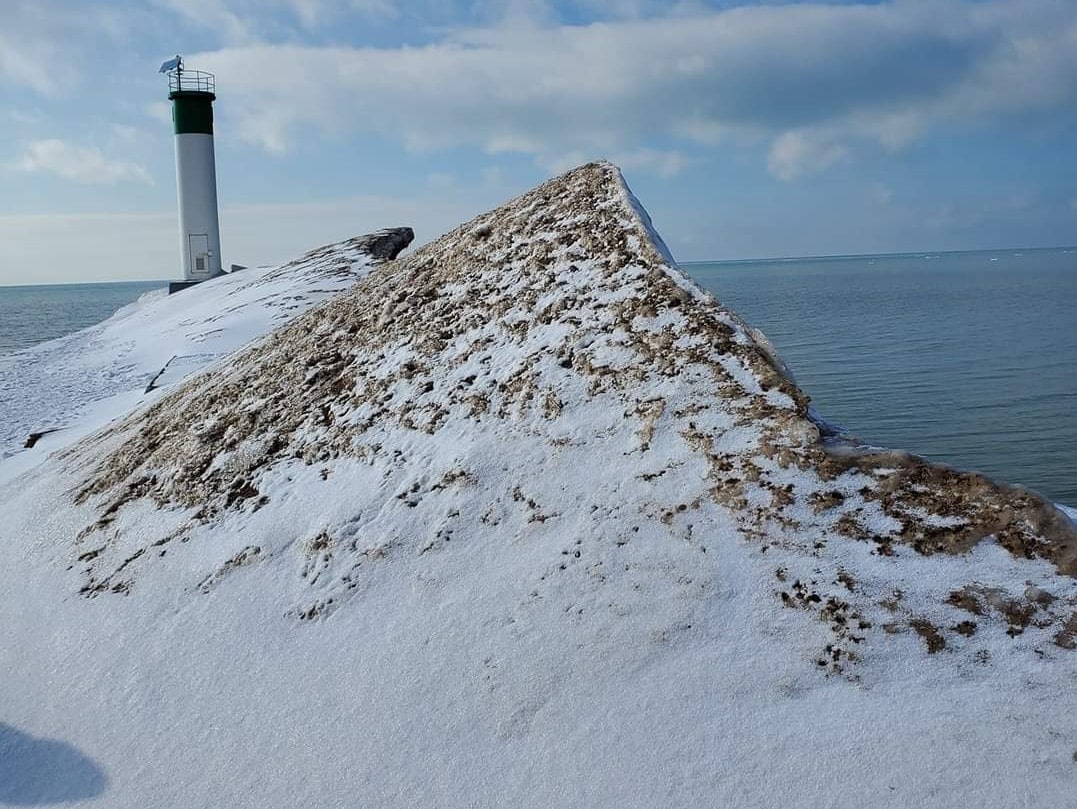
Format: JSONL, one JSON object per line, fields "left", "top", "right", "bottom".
{"left": 683, "top": 248, "right": 1077, "bottom": 505}
{"left": 0, "top": 281, "right": 164, "bottom": 355}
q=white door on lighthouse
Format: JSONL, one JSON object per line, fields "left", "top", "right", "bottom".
{"left": 189, "top": 234, "right": 211, "bottom": 277}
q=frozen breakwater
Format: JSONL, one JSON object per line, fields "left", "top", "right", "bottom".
{"left": 0, "top": 164, "right": 1073, "bottom": 808}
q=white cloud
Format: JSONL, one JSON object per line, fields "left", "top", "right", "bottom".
{"left": 6, "top": 109, "right": 44, "bottom": 126}
{"left": 146, "top": 102, "right": 173, "bottom": 127}
{"left": 187, "top": 0, "right": 1077, "bottom": 180}
{"left": 614, "top": 148, "right": 689, "bottom": 178}
{"left": 0, "top": 211, "right": 175, "bottom": 285}
{"left": 7, "top": 1, "right": 1077, "bottom": 183}
{"left": 0, "top": 192, "right": 495, "bottom": 285}
{"left": 767, "top": 131, "right": 849, "bottom": 181}
{"left": 871, "top": 184, "right": 895, "bottom": 207}
{"left": 0, "top": 4, "right": 74, "bottom": 94}
{"left": 152, "top": 0, "right": 400, "bottom": 45}
{"left": 155, "top": 0, "right": 255, "bottom": 44}
{"left": 287, "top": 0, "right": 398, "bottom": 28}
{"left": 541, "top": 148, "right": 688, "bottom": 178}
{"left": 0, "top": 1, "right": 130, "bottom": 94}
{"left": 426, "top": 172, "right": 456, "bottom": 189}
{"left": 13, "top": 140, "right": 153, "bottom": 185}
{"left": 110, "top": 125, "right": 144, "bottom": 146}
{"left": 479, "top": 165, "right": 508, "bottom": 188}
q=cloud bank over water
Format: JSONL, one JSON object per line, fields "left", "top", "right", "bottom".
{"left": 196, "top": 0, "right": 1077, "bottom": 178}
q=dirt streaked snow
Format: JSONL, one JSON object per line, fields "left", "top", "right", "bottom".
{"left": 0, "top": 163, "right": 1074, "bottom": 808}
{"left": 0, "top": 228, "right": 411, "bottom": 483}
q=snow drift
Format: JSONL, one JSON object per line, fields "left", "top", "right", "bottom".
{"left": 0, "top": 227, "right": 412, "bottom": 480}
{"left": 1, "top": 163, "right": 1074, "bottom": 808}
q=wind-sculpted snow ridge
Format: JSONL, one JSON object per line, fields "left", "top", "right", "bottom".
{"left": 62, "top": 162, "right": 1076, "bottom": 667}
{"left": 0, "top": 227, "right": 413, "bottom": 468}
{"left": 5, "top": 162, "right": 1077, "bottom": 807}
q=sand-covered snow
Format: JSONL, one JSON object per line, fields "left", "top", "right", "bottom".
{"left": 0, "top": 164, "right": 1073, "bottom": 808}
{"left": 0, "top": 228, "right": 411, "bottom": 483}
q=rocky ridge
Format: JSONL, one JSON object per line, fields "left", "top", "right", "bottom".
{"left": 0, "top": 227, "right": 413, "bottom": 462}
{"left": 63, "top": 161, "right": 1076, "bottom": 669}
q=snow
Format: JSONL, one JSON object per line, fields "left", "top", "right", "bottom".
{"left": 0, "top": 231, "right": 402, "bottom": 483}
{"left": 0, "top": 164, "right": 1074, "bottom": 808}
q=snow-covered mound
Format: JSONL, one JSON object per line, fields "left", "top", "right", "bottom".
{"left": 1, "top": 164, "right": 1074, "bottom": 808}
{"left": 0, "top": 228, "right": 412, "bottom": 481}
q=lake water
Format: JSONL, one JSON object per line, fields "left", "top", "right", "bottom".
{"left": 1, "top": 250, "right": 1074, "bottom": 504}
{"left": 0, "top": 281, "right": 165, "bottom": 356}
{"left": 682, "top": 248, "right": 1077, "bottom": 505}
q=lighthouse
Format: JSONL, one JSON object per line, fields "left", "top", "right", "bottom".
{"left": 160, "top": 56, "right": 223, "bottom": 292}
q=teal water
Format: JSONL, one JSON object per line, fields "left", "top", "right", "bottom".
{"left": 682, "top": 247, "right": 1077, "bottom": 505}
{"left": 0, "top": 281, "right": 164, "bottom": 356}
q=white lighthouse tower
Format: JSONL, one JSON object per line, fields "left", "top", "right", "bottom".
{"left": 160, "top": 56, "right": 223, "bottom": 292}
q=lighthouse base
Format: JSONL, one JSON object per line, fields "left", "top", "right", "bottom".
{"left": 168, "top": 280, "right": 205, "bottom": 295}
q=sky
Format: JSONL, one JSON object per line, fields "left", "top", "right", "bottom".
{"left": 1, "top": 0, "right": 1076, "bottom": 284}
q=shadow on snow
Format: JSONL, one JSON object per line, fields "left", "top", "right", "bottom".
{"left": 0, "top": 724, "right": 106, "bottom": 805}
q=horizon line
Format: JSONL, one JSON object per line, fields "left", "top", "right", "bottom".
{"left": 680, "top": 243, "right": 1077, "bottom": 266}
{"left": 682, "top": 244, "right": 1077, "bottom": 265}
{"left": 2, "top": 244, "right": 1075, "bottom": 288}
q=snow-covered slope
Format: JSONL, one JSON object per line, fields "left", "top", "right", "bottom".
{"left": 0, "top": 228, "right": 412, "bottom": 482}
{"left": 1, "top": 164, "right": 1074, "bottom": 808}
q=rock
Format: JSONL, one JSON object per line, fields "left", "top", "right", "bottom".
{"left": 356, "top": 227, "right": 414, "bottom": 262}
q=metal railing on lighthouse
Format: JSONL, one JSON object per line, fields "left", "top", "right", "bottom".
{"left": 167, "top": 69, "right": 215, "bottom": 95}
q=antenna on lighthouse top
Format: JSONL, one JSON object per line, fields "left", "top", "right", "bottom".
{"left": 160, "top": 55, "right": 214, "bottom": 96}
{"left": 159, "top": 55, "right": 182, "bottom": 74}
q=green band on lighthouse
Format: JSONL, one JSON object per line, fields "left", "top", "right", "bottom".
{"left": 171, "top": 92, "right": 215, "bottom": 135}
